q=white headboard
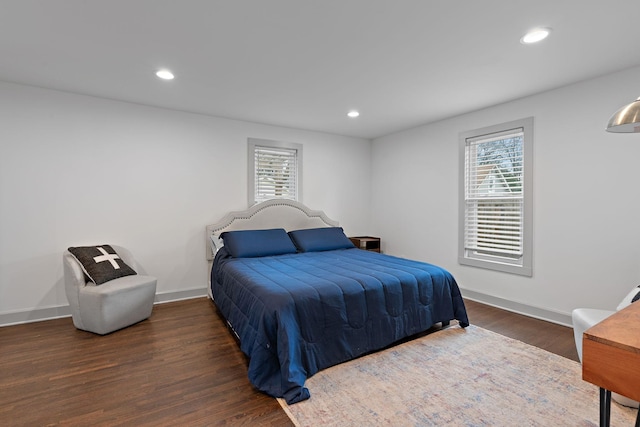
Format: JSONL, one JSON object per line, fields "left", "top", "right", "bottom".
{"left": 205, "top": 199, "right": 339, "bottom": 261}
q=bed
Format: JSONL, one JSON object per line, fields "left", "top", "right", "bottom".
{"left": 206, "top": 199, "right": 469, "bottom": 404}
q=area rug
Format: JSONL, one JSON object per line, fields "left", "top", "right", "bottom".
{"left": 278, "top": 325, "right": 637, "bottom": 426}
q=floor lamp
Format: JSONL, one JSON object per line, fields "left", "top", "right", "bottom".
{"left": 606, "top": 96, "right": 640, "bottom": 133}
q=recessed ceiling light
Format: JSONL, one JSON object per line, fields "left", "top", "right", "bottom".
{"left": 521, "top": 27, "right": 551, "bottom": 44}
{"left": 155, "top": 69, "right": 175, "bottom": 80}
{"left": 347, "top": 110, "right": 360, "bottom": 118}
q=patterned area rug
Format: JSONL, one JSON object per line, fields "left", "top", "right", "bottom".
{"left": 278, "top": 325, "right": 637, "bottom": 426}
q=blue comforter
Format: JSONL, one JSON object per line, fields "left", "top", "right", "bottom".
{"left": 211, "top": 247, "right": 468, "bottom": 404}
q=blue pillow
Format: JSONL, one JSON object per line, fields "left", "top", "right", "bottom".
{"left": 288, "top": 227, "right": 355, "bottom": 252}
{"left": 220, "top": 229, "right": 297, "bottom": 258}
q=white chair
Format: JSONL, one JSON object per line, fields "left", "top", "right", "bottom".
{"left": 572, "top": 287, "right": 640, "bottom": 409}
{"left": 63, "top": 245, "right": 157, "bottom": 335}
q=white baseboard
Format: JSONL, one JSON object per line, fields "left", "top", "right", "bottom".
{"left": 154, "top": 287, "right": 208, "bottom": 304}
{"left": 0, "top": 287, "right": 209, "bottom": 328}
{"left": 0, "top": 305, "right": 72, "bottom": 327}
{"left": 2, "top": 287, "right": 571, "bottom": 329}
{"left": 461, "top": 288, "right": 573, "bottom": 327}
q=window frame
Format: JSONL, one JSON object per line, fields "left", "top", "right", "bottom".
{"left": 458, "top": 117, "right": 533, "bottom": 276}
{"left": 248, "top": 138, "right": 303, "bottom": 206}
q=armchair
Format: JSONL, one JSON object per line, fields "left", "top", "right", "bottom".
{"left": 572, "top": 286, "right": 640, "bottom": 409}
{"left": 63, "top": 245, "right": 157, "bottom": 335}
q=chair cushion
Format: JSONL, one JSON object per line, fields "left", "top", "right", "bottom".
{"left": 68, "top": 245, "right": 137, "bottom": 285}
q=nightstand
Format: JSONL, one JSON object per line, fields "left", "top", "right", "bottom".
{"left": 349, "top": 236, "right": 380, "bottom": 252}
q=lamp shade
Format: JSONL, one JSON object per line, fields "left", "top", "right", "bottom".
{"left": 606, "top": 97, "right": 640, "bottom": 133}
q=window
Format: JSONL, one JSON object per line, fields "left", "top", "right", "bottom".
{"left": 459, "top": 117, "right": 533, "bottom": 276}
{"left": 248, "top": 138, "right": 302, "bottom": 205}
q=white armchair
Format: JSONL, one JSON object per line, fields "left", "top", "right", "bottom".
{"left": 572, "top": 286, "right": 640, "bottom": 409}
{"left": 63, "top": 245, "right": 157, "bottom": 335}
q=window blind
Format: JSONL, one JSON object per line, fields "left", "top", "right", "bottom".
{"left": 254, "top": 145, "right": 298, "bottom": 203}
{"left": 464, "top": 128, "right": 524, "bottom": 257}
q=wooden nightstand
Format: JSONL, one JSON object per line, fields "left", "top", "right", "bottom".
{"left": 349, "top": 236, "right": 380, "bottom": 252}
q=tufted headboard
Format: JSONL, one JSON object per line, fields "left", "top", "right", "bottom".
{"left": 205, "top": 199, "right": 339, "bottom": 261}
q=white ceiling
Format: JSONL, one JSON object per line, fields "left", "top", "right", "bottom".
{"left": 2, "top": 0, "right": 640, "bottom": 139}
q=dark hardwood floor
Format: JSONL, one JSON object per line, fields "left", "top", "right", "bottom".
{"left": 0, "top": 297, "right": 578, "bottom": 426}
{"left": 464, "top": 299, "right": 579, "bottom": 362}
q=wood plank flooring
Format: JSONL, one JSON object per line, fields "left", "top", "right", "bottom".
{"left": 0, "top": 297, "right": 578, "bottom": 426}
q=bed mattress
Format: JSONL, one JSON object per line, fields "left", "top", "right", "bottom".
{"left": 211, "top": 247, "right": 468, "bottom": 404}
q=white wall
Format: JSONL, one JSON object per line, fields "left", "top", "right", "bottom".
{"left": 371, "top": 66, "right": 640, "bottom": 325}
{"left": 5, "top": 66, "right": 639, "bottom": 327}
{"left": 0, "top": 81, "right": 372, "bottom": 324}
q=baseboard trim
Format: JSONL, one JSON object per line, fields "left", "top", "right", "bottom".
{"left": 461, "top": 288, "right": 573, "bottom": 327}
{"left": 1, "top": 287, "right": 571, "bottom": 328}
{"left": 0, "top": 305, "right": 72, "bottom": 327}
{"left": 154, "top": 288, "right": 208, "bottom": 304}
{"left": 0, "top": 287, "right": 209, "bottom": 328}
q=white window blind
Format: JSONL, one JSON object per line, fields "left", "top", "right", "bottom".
{"left": 253, "top": 144, "right": 299, "bottom": 203}
{"left": 464, "top": 128, "right": 524, "bottom": 259}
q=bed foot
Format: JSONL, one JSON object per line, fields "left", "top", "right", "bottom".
{"left": 441, "top": 320, "right": 450, "bottom": 327}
